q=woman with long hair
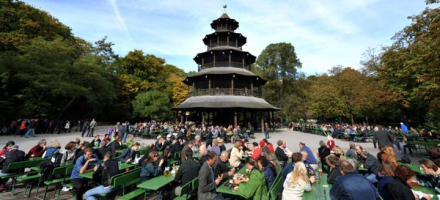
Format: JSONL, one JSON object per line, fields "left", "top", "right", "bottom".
{"left": 140, "top": 151, "right": 164, "bottom": 182}
{"left": 0, "top": 141, "right": 15, "bottom": 157}
{"left": 234, "top": 157, "right": 269, "bottom": 200}
{"left": 377, "top": 161, "right": 396, "bottom": 200}
{"left": 229, "top": 141, "right": 244, "bottom": 168}
{"left": 381, "top": 146, "right": 398, "bottom": 167}
{"left": 282, "top": 162, "right": 315, "bottom": 200}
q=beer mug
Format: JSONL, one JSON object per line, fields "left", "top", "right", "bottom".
{"left": 176, "top": 166, "right": 180, "bottom": 174}
{"left": 164, "top": 167, "right": 170, "bottom": 178}
{"left": 318, "top": 169, "right": 323, "bottom": 177}
{"left": 245, "top": 169, "right": 250, "bottom": 178}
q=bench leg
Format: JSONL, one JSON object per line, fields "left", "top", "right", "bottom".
{"left": 9, "top": 177, "right": 17, "bottom": 194}
{"left": 43, "top": 185, "right": 49, "bottom": 200}
{"left": 24, "top": 180, "right": 33, "bottom": 197}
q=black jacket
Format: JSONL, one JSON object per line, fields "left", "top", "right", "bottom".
{"left": 327, "top": 166, "right": 343, "bottom": 184}
{"left": 373, "top": 130, "right": 393, "bottom": 149}
{"left": 93, "top": 159, "right": 119, "bottom": 187}
{"left": 174, "top": 158, "right": 199, "bottom": 186}
{"left": 97, "top": 146, "right": 110, "bottom": 160}
{"left": 110, "top": 141, "right": 122, "bottom": 156}
{"left": 362, "top": 153, "right": 381, "bottom": 174}
{"left": 170, "top": 142, "right": 182, "bottom": 155}
{"left": 119, "top": 148, "right": 134, "bottom": 163}
{"left": 2, "top": 150, "right": 27, "bottom": 173}
{"left": 155, "top": 141, "right": 165, "bottom": 152}
{"left": 387, "top": 177, "right": 420, "bottom": 200}
{"left": 275, "top": 147, "right": 289, "bottom": 163}
{"left": 213, "top": 158, "right": 230, "bottom": 180}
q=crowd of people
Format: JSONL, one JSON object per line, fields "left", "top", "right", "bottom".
{"left": 1, "top": 121, "right": 440, "bottom": 200}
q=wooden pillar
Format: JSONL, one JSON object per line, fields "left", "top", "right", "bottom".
{"left": 208, "top": 78, "right": 211, "bottom": 95}
{"left": 242, "top": 55, "right": 245, "bottom": 68}
{"left": 251, "top": 80, "right": 253, "bottom": 96}
{"left": 227, "top": 34, "right": 229, "bottom": 46}
{"left": 229, "top": 54, "right": 231, "bottom": 67}
{"left": 272, "top": 111, "right": 275, "bottom": 131}
{"left": 192, "top": 82, "right": 195, "bottom": 95}
{"left": 208, "top": 111, "right": 210, "bottom": 126}
{"left": 234, "top": 112, "right": 237, "bottom": 128}
{"left": 180, "top": 111, "right": 184, "bottom": 124}
{"left": 201, "top": 111, "right": 205, "bottom": 126}
{"left": 236, "top": 38, "right": 238, "bottom": 48}
{"left": 202, "top": 58, "right": 204, "bottom": 67}
{"left": 213, "top": 55, "right": 216, "bottom": 67}
{"left": 261, "top": 112, "right": 265, "bottom": 133}
{"left": 231, "top": 76, "right": 234, "bottom": 95}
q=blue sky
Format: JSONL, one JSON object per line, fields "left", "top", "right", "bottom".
{"left": 24, "top": 0, "right": 437, "bottom": 75}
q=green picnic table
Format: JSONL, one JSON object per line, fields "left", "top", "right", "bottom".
{"left": 398, "top": 162, "right": 423, "bottom": 174}
{"left": 302, "top": 173, "right": 331, "bottom": 200}
{"left": 193, "top": 153, "right": 201, "bottom": 159}
{"left": 216, "top": 166, "right": 247, "bottom": 196}
{"left": 80, "top": 162, "right": 138, "bottom": 179}
{"left": 136, "top": 175, "right": 174, "bottom": 191}
{"left": 413, "top": 186, "right": 439, "bottom": 200}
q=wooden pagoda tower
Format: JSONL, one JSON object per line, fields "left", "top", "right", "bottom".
{"left": 173, "top": 12, "right": 279, "bottom": 130}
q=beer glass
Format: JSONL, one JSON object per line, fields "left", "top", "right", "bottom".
{"left": 164, "top": 167, "right": 170, "bottom": 177}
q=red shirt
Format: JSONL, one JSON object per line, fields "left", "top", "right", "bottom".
{"left": 327, "top": 140, "right": 335, "bottom": 150}
{"left": 252, "top": 147, "right": 262, "bottom": 160}
{"left": 27, "top": 145, "right": 45, "bottom": 157}
{"left": 267, "top": 143, "right": 275, "bottom": 154}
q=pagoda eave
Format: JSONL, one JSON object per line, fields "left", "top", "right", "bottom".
{"left": 172, "top": 96, "right": 280, "bottom": 111}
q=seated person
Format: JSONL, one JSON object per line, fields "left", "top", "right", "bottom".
{"left": 42, "top": 140, "right": 61, "bottom": 158}
{"left": 282, "top": 152, "right": 303, "bottom": 183}
{"left": 73, "top": 141, "right": 92, "bottom": 164}
{"left": 27, "top": 139, "right": 47, "bottom": 157}
{"left": 173, "top": 149, "right": 200, "bottom": 196}
{"left": 140, "top": 151, "right": 164, "bottom": 182}
{"left": 198, "top": 152, "right": 223, "bottom": 200}
{"left": 70, "top": 148, "right": 100, "bottom": 200}
{"left": 213, "top": 151, "right": 235, "bottom": 181}
{"left": 0, "top": 145, "right": 27, "bottom": 192}
{"left": 125, "top": 134, "right": 135, "bottom": 148}
{"left": 359, "top": 149, "right": 381, "bottom": 183}
{"left": 330, "top": 161, "right": 378, "bottom": 200}
{"left": 419, "top": 158, "right": 440, "bottom": 193}
{"left": 282, "top": 162, "right": 314, "bottom": 200}
{"left": 234, "top": 156, "right": 269, "bottom": 200}
{"left": 84, "top": 152, "right": 119, "bottom": 200}
{"left": 96, "top": 141, "right": 110, "bottom": 160}
{"left": 387, "top": 165, "right": 431, "bottom": 200}
{"left": 90, "top": 135, "right": 101, "bottom": 148}
{"left": 377, "top": 161, "right": 396, "bottom": 200}
{"left": 119, "top": 142, "right": 140, "bottom": 163}
{"left": 109, "top": 135, "right": 123, "bottom": 157}
{"left": 326, "top": 154, "right": 343, "bottom": 184}
{"left": 61, "top": 141, "right": 77, "bottom": 164}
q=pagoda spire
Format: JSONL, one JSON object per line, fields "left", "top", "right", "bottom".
{"left": 223, "top": 4, "right": 227, "bottom": 13}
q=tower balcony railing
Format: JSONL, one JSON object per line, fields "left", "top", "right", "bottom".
{"left": 202, "top": 61, "right": 249, "bottom": 69}
{"left": 208, "top": 41, "right": 242, "bottom": 49}
{"left": 188, "top": 88, "right": 262, "bottom": 98}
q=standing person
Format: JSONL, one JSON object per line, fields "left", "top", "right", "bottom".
{"left": 264, "top": 122, "right": 269, "bottom": 139}
{"left": 373, "top": 126, "right": 393, "bottom": 149}
{"left": 400, "top": 122, "right": 409, "bottom": 136}
{"left": 107, "top": 126, "right": 114, "bottom": 139}
{"left": 84, "top": 152, "right": 119, "bottom": 200}
{"left": 24, "top": 119, "right": 36, "bottom": 138}
{"left": 70, "top": 148, "right": 100, "bottom": 200}
{"left": 198, "top": 152, "right": 223, "bottom": 200}
{"left": 14, "top": 120, "right": 26, "bottom": 137}
{"left": 64, "top": 121, "right": 70, "bottom": 134}
{"left": 330, "top": 161, "right": 379, "bottom": 200}
{"left": 282, "top": 162, "right": 314, "bottom": 200}
{"left": 0, "top": 145, "right": 27, "bottom": 192}
{"left": 234, "top": 156, "right": 269, "bottom": 200}
{"left": 299, "top": 142, "right": 318, "bottom": 170}
{"left": 81, "top": 120, "right": 89, "bottom": 137}
{"left": 88, "top": 119, "right": 97, "bottom": 137}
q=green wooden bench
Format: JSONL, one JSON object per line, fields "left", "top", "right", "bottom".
{"left": 268, "top": 174, "right": 283, "bottom": 200}
{"left": 173, "top": 179, "right": 193, "bottom": 200}
{"left": 114, "top": 168, "right": 141, "bottom": 196}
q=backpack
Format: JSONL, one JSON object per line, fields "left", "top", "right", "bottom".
{"left": 51, "top": 150, "right": 63, "bottom": 167}
{"left": 39, "top": 161, "right": 55, "bottom": 181}
{"left": 400, "top": 156, "right": 411, "bottom": 164}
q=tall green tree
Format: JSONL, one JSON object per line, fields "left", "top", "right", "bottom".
{"left": 132, "top": 90, "right": 171, "bottom": 120}
{"left": 255, "top": 43, "right": 302, "bottom": 122}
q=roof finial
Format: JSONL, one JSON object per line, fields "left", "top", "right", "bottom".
{"left": 223, "top": 4, "right": 227, "bottom": 13}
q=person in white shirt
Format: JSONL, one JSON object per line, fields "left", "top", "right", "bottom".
{"left": 282, "top": 162, "right": 315, "bottom": 200}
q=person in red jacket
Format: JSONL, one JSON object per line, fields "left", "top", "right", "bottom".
{"left": 27, "top": 139, "right": 47, "bottom": 157}
{"left": 252, "top": 141, "right": 263, "bottom": 160}
{"left": 263, "top": 139, "right": 275, "bottom": 154}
